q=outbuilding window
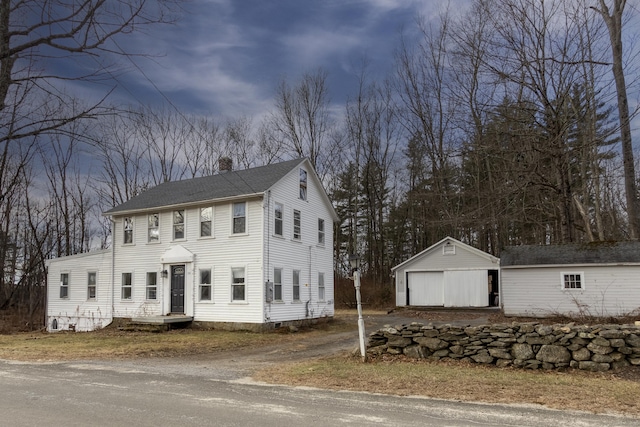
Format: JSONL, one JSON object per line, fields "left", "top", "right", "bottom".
{"left": 562, "top": 272, "right": 583, "bottom": 290}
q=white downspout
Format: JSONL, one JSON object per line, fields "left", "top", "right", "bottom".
{"left": 109, "top": 217, "right": 116, "bottom": 326}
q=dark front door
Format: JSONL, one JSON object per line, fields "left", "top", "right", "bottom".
{"left": 171, "top": 265, "right": 185, "bottom": 313}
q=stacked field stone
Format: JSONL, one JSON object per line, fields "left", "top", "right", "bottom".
{"left": 367, "top": 322, "right": 640, "bottom": 371}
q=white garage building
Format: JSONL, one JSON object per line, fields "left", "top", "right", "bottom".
{"left": 392, "top": 237, "right": 500, "bottom": 307}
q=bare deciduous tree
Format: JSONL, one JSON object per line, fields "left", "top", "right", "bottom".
{"left": 592, "top": 0, "right": 640, "bottom": 238}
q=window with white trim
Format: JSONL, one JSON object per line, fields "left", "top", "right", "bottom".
{"left": 274, "top": 268, "right": 282, "bottom": 301}
{"left": 293, "top": 210, "right": 301, "bottom": 240}
{"left": 148, "top": 213, "right": 159, "bottom": 242}
{"left": 233, "top": 202, "right": 246, "bottom": 234}
{"left": 318, "top": 272, "right": 325, "bottom": 301}
{"left": 274, "top": 202, "right": 283, "bottom": 237}
{"left": 87, "top": 272, "right": 96, "bottom": 300}
{"left": 200, "top": 207, "right": 212, "bottom": 237}
{"left": 293, "top": 269, "right": 300, "bottom": 301}
{"left": 200, "top": 268, "right": 212, "bottom": 301}
{"left": 122, "top": 272, "right": 132, "bottom": 300}
{"left": 318, "top": 218, "right": 325, "bottom": 245}
{"left": 123, "top": 217, "right": 133, "bottom": 244}
{"left": 60, "top": 273, "right": 69, "bottom": 299}
{"left": 562, "top": 272, "right": 583, "bottom": 289}
{"left": 299, "top": 168, "right": 307, "bottom": 200}
{"left": 232, "top": 267, "right": 245, "bottom": 301}
{"left": 173, "top": 210, "right": 185, "bottom": 240}
{"left": 146, "top": 272, "right": 157, "bottom": 300}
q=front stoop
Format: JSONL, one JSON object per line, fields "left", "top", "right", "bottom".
{"left": 122, "top": 315, "right": 194, "bottom": 332}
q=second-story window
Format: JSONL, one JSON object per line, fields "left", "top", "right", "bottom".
{"left": 318, "top": 218, "right": 325, "bottom": 245}
{"left": 173, "top": 210, "right": 185, "bottom": 240}
{"left": 274, "top": 202, "right": 283, "bottom": 236}
{"left": 233, "top": 202, "right": 246, "bottom": 234}
{"left": 293, "top": 210, "right": 301, "bottom": 240}
{"left": 148, "top": 213, "right": 159, "bottom": 242}
{"left": 200, "top": 207, "right": 212, "bottom": 237}
{"left": 299, "top": 168, "right": 307, "bottom": 200}
{"left": 123, "top": 217, "right": 133, "bottom": 244}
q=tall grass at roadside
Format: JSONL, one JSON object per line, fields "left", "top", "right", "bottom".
{"left": 254, "top": 356, "right": 640, "bottom": 416}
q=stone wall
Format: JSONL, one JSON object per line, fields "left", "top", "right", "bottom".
{"left": 367, "top": 322, "right": 640, "bottom": 371}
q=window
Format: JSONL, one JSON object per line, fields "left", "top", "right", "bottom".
{"left": 87, "top": 272, "right": 96, "bottom": 300}
{"left": 318, "top": 272, "right": 325, "bottom": 301}
{"left": 148, "top": 213, "right": 159, "bottom": 242}
{"left": 293, "top": 269, "right": 300, "bottom": 301}
{"left": 173, "top": 210, "right": 185, "bottom": 240}
{"left": 274, "top": 202, "right": 283, "bottom": 237}
{"left": 233, "top": 202, "right": 246, "bottom": 234}
{"left": 200, "top": 268, "right": 212, "bottom": 301}
{"left": 562, "top": 272, "right": 583, "bottom": 289}
{"left": 232, "top": 267, "right": 245, "bottom": 301}
{"left": 200, "top": 207, "right": 212, "bottom": 237}
{"left": 318, "top": 218, "right": 325, "bottom": 245}
{"left": 293, "top": 210, "right": 301, "bottom": 240}
{"left": 60, "top": 273, "right": 69, "bottom": 299}
{"left": 299, "top": 168, "right": 307, "bottom": 200}
{"left": 123, "top": 217, "right": 133, "bottom": 244}
{"left": 122, "top": 273, "right": 132, "bottom": 300}
{"left": 274, "top": 268, "right": 282, "bottom": 301}
{"left": 146, "top": 272, "right": 157, "bottom": 300}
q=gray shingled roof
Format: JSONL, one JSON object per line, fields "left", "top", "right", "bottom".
{"left": 500, "top": 241, "right": 640, "bottom": 266}
{"left": 104, "top": 158, "right": 305, "bottom": 215}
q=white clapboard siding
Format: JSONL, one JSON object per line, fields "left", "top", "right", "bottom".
{"left": 47, "top": 250, "right": 112, "bottom": 332}
{"left": 502, "top": 265, "right": 640, "bottom": 317}
{"left": 262, "top": 164, "right": 335, "bottom": 322}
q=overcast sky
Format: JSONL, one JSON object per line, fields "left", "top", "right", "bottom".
{"left": 100, "top": 0, "right": 452, "bottom": 120}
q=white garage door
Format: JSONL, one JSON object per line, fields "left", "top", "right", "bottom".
{"left": 407, "top": 272, "right": 444, "bottom": 306}
{"left": 444, "top": 270, "right": 488, "bottom": 307}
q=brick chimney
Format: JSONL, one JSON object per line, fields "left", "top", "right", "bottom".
{"left": 219, "top": 157, "right": 232, "bottom": 173}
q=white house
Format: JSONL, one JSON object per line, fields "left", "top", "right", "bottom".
{"left": 46, "top": 158, "right": 338, "bottom": 332}
{"left": 501, "top": 242, "right": 640, "bottom": 318}
{"left": 391, "top": 237, "right": 500, "bottom": 308}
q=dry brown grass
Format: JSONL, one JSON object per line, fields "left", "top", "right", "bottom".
{"left": 253, "top": 354, "right": 640, "bottom": 416}
{"left": 0, "top": 328, "right": 291, "bottom": 361}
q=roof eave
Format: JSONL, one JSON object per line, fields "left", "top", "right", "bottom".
{"left": 103, "top": 192, "right": 265, "bottom": 217}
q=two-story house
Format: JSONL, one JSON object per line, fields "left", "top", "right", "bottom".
{"left": 46, "top": 158, "right": 338, "bottom": 331}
